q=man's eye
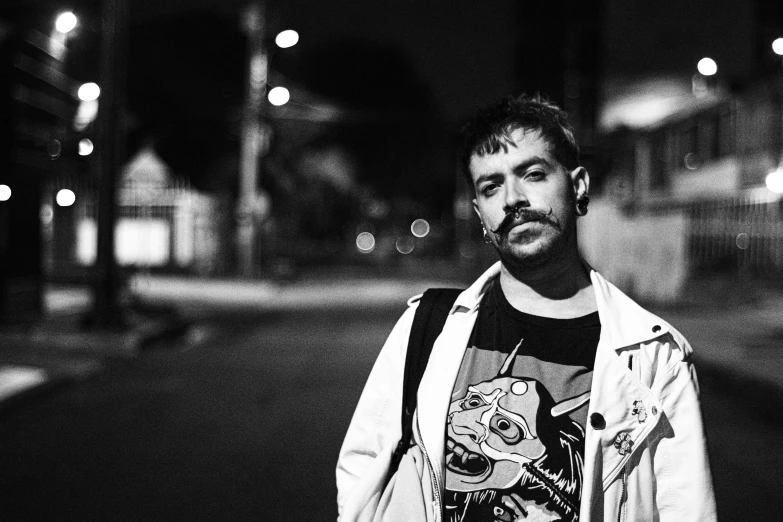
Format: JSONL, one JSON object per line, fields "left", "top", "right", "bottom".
{"left": 526, "top": 170, "right": 545, "bottom": 181}
{"left": 481, "top": 184, "right": 499, "bottom": 196}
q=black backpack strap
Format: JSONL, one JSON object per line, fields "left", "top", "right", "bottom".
{"left": 389, "top": 287, "right": 463, "bottom": 475}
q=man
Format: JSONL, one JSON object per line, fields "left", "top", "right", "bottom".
{"left": 336, "top": 95, "right": 716, "bottom": 521}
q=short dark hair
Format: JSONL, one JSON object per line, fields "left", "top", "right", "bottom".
{"left": 460, "top": 94, "right": 580, "bottom": 191}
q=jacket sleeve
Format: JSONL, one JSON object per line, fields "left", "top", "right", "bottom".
{"left": 335, "top": 300, "right": 419, "bottom": 519}
{"left": 648, "top": 332, "right": 717, "bottom": 521}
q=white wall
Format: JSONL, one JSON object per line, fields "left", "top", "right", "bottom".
{"left": 578, "top": 199, "right": 689, "bottom": 303}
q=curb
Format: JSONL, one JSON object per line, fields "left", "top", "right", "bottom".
{"left": 0, "top": 312, "right": 190, "bottom": 412}
{"left": 0, "top": 358, "right": 104, "bottom": 414}
{"left": 0, "top": 312, "right": 191, "bottom": 359}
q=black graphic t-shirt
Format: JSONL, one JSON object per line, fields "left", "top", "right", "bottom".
{"left": 444, "top": 280, "right": 600, "bottom": 522}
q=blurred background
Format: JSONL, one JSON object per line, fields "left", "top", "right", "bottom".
{"left": 0, "top": 0, "right": 782, "bottom": 520}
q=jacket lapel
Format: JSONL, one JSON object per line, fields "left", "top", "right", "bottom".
{"left": 585, "top": 271, "right": 671, "bottom": 490}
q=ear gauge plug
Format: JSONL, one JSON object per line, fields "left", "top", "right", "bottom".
{"left": 576, "top": 195, "right": 589, "bottom": 216}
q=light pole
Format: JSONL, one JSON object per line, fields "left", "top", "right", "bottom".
{"left": 237, "top": 1, "right": 268, "bottom": 277}
{"left": 237, "top": 1, "right": 295, "bottom": 277}
{"left": 92, "top": 0, "right": 127, "bottom": 327}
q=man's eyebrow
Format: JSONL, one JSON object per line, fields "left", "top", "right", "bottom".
{"left": 474, "top": 172, "right": 504, "bottom": 186}
{"left": 473, "top": 156, "right": 554, "bottom": 186}
{"left": 511, "top": 156, "right": 554, "bottom": 174}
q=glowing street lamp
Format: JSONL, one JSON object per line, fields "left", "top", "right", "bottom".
{"left": 767, "top": 167, "right": 783, "bottom": 194}
{"left": 275, "top": 29, "right": 299, "bottom": 49}
{"left": 773, "top": 38, "right": 783, "bottom": 56}
{"left": 55, "top": 12, "right": 77, "bottom": 34}
{"left": 697, "top": 57, "right": 717, "bottom": 76}
{"left": 78, "top": 82, "right": 100, "bottom": 101}
{"left": 0, "top": 184, "right": 11, "bottom": 201}
{"left": 79, "top": 139, "right": 94, "bottom": 156}
{"left": 268, "top": 86, "right": 290, "bottom": 106}
{"left": 56, "top": 189, "right": 76, "bottom": 207}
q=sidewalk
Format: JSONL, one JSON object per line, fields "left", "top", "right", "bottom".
{"left": 2, "top": 271, "right": 782, "bottom": 422}
{"left": 0, "top": 285, "right": 191, "bottom": 412}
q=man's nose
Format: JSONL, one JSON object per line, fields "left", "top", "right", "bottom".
{"left": 503, "top": 181, "right": 529, "bottom": 214}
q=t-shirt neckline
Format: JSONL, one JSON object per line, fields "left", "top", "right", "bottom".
{"left": 490, "top": 279, "right": 600, "bottom": 330}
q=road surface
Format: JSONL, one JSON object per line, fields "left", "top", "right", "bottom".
{"left": 0, "top": 303, "right": 780, "bottom": 520}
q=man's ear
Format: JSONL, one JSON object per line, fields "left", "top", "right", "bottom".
{"left": 571, "top": 166, "right": 590, "bottom": 199}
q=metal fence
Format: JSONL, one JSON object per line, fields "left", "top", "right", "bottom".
{"left": 687, "top": 190, "right": 783, "bottom": 276}
{"left": 44, "top": 179, "right": 225, "bottom": 278}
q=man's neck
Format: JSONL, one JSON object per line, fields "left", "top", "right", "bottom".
{"left": 499, "top": 257, "right": 597, "bottom": 319}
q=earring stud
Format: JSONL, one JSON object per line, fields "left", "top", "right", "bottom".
{"left": 482, "top": 226, "right": 493, "bottom": 244}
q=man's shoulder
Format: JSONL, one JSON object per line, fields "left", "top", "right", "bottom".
{"left": 591, "top": 270, "right": 694, "bottom": 358}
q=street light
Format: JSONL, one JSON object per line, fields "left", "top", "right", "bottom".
{"left": 78, "top": 82, "right": 100, "bottom": 101}
{"left": 773, "top": 38, "right": 783, "bottom": 56}
{"left": 268, "top": 86, "right": 290, "bottom": 106}
{"left": 55, "top": 12, "right": 77, "bottom": 34}
{"left": 0, "top": 185, "right": 10, "bottom": 202}
{"left": 56, "top": 189, "right": 76, "bottom": 207}
{"left": 697, "top": 57, "right": 717, "bottom": 76}
{"left": 275, "top": 29, "right": 299, "bottom": 49}
{"left": 79, "top": 139, "right": 94, "bottom": 156}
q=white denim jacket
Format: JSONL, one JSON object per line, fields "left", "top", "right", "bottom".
{"left": 336, "top": 262, "right": 717, "bottom": 522}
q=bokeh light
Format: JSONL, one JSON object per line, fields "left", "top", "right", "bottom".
{"left": 47, "top": 139, "right": 62, "bottom": 160}
{"left": 268, "top": 86, "right": 290, "bottom": 106}
{"left": 56, "top": 189, "right": 76, "bottom": 207}
{"left": 0, "top": 185, "right": 10, "bottom": 201}
{"left": 396, "top": 236, "right": 414, "bottom": 255}
{"left": 79, "top": 138, "right": 94, "bottom": 156}
{"left": 55, "top": 12, "right": 77, "bottom": 34}
{"left": 275, "top": 30, "right": 299, "bottom": 49}
{"left": 356, "top": 232, "right": 375, "bottom": 253}
{"left": 766, "top": 170, "right": 783, "bottom": 194}
{"left": 78, "top": 83, "right": 100, "bottom": 101}
{"left": 697, "top": 57, "right": 717, "bottom": 76}
{"left": 735, "top": 232, "right": 749, "bottom": 250}
{"left": 410, "top": 218, "right": 430, "bottom": 238}
{"left": 684, "top": 153, "right": 701, "bottom": 170}
{"left": 40, "top": 204, "right": 54, "bottom": 225}
{"left": 773, "top": 38, "right": 783, "bottom": 56}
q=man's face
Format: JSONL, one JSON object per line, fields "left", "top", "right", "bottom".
{"left": 470, "top": 128, "right": 587, "bottom": 270}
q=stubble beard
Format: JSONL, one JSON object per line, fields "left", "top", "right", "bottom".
{"left": 493, "top": 218, "right": 576, "bottom": 276}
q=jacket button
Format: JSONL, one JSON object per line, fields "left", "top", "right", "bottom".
{"left": 652, "top": 406, "right": 658, "bottom": 416}
{"left": 652, "top": 325, "right": 661, "bottom": 333}
{"left": 590, "top": 413, "right": 606, "bottom": 429}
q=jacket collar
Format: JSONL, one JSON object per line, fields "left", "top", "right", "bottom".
{"left": 454, "top": 261, "right": 669, "bottom": 351}
{"left": 589, "top": 269, "right": 671, "bottom": 351}
{"left": 450, "top": 262, "right": 500, "bottom": 313}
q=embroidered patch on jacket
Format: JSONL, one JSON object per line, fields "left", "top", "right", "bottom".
{"left": 632, "top": 400, "right": 647, "bottom": 423}
{"left": 614, "top": 432, "right": 633, "bottom": 456}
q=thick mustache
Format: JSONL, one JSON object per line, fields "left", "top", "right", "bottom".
{"left": 490, "top": 207, "right": 552, "bottom": 234}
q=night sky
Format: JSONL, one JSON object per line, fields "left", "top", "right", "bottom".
{"left": 131, "top": 0, "right": 519, "bottom": 125}
{"left": 126, "top": 0, "right": 765, "bottom": 124}
{"left": 3, "top": 0, "right": 775, "bottom": 198}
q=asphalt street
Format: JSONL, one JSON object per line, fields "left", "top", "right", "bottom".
{"left": 0, "top": 303, "right": 781, "bottom": 521}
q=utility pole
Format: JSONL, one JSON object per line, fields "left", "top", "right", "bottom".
{"left": 92, "top": 0, "right": 127, "bottom": 326}
{"left": 237, "top": 1, "right": 268, "bottom": 277}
